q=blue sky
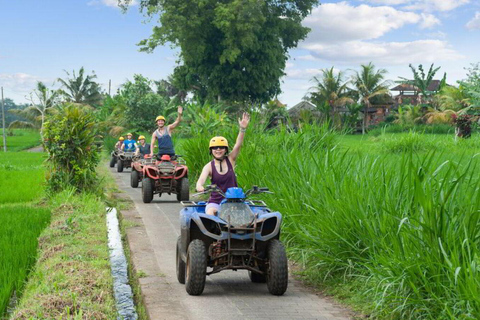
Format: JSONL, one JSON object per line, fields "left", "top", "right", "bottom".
{"left": 1, "top": 0, "right": 479, "bottom": 107}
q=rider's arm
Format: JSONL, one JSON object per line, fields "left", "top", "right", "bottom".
{"left": 168, "top": 106, "right": 183, "bottom": 132}
{"left": 229, "top": 112, "right": 250, "bottom": 162}
{"left": 134, "top": 143, "right": 139, "bottom": 155}
{"left": 196, "top": 163, "right": 212, "bottom": 192}
{"left": 121, "top": 143, "right": 125, "bottom": 151}
{"left": 150, "top": 133, "right": 156, "bottom": 155}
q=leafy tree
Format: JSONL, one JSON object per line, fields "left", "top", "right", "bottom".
{"left": 1, "top": 98, "right": 28, "bottom": 126}
{"left": 398, "top": 64, "right": 445, "bottom": 100}
{"left": 57, "top": 67, "right": 103, "bottom": 106}
{"left": 459, "top": 63, "right": 480, "bottom": 108}
{"left": 307, "top": 67, "right": 354, "bottom": 123}
{"left": 121, "top": 74, "right": 176, "bottom": 132}
{"left": 351, "top": 62, "right": 390, "bottom": 134}
{"left": 121, "top": 0, "right": 319, "bottom": 104}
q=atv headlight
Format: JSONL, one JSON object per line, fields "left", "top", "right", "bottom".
{"left": 218, "top": 203, "right": 254, "bottom": 228}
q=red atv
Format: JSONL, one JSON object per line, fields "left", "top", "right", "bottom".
{"left": 130, "top": 154, "right": 155, "bottom": 188}
{"left": 141, "top": 155, "right": 189, "bottom": 203}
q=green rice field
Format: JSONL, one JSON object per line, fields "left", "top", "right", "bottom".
{"left": 0, "top": 206, "right": 50, "bottom": 315}
{"left": 0, "top": 129, "right": 41, "bottom": 152}
{"left": 0, "top": 149, "right": 49, "bottom": 317}
{"left": 181, "top": 126, "right": 480, "bottom": 319}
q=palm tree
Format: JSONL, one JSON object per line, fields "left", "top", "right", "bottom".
{"left": 57, "top": 67, "right": 103, "bottom": 106}
{"left": 308, "top": 67, "right": 353, "bottom": 123}
{"left": 351, "top": 62, "right": 390, "bottom": 134}
{"left": 9, "top": 82, "right": 60, "bottom": 139}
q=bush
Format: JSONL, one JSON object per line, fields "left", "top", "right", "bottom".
{"left": 381, "top": 132, "right": 436, "bottom": 153}
{"left": 43, "top": 104, "right": 101, "bottom": 192}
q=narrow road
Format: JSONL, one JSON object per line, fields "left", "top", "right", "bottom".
{"left": 111, "top": 168, "right": 353, "bottom": 320}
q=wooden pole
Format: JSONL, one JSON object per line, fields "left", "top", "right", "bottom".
{"left": 108, "top": 79, "right": 111, "bottom": 96}
{"left": 1, "top": 87, "right": 6, "bottom": 152}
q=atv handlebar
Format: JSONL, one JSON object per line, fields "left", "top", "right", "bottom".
{"left": 191, "top": 185, "right": 273, "bottom": 198}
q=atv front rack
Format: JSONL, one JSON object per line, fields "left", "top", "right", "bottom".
{"left": 180, "top": 201, "right": 205, "bottom": 207}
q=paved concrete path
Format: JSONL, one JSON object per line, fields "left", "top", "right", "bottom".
{"left": 111, "top": 168, "right": 353, "bottom": 320}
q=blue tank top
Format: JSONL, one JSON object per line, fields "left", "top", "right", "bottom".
{"left": 155, "top": 127, "right": 175, "bottom": 156}
{"left": 124, "top": 139, "right": 136, "bottom": 152}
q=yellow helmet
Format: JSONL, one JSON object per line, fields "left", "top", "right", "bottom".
{"left": 155, "top": 116, "right": 166, "bottom": 122}
{"left": 127, "top": 133, "right": 133, "bottom": 136}
{"left": 138, "top": 135, "right": 146, "bottom": 140}
{"left": 209, "top": 136, "right": 229, "bottom": 148}
{"left": 119, "top": 137, "right": 125, "bottom": 141}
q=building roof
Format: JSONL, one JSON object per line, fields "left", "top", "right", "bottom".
{"left": 391, "top": 80, "right": 442, "bottom": 92}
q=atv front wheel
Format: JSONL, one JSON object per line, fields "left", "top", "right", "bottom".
{"left": 131, "top": 170, "right": 139, "bottom": 188}
{"left": 176, "top": 177, "right": 189, "bottom": 202}
{"left": 110, "top": 156, "right": 116, "bottom": 168}
{"left": 266, "top": 239, "right": 288, "bottom": 295}
{"left": 117, "top": 159, "right": 124, "bottom": 172}
{"left": 176, "top": 236, "right": 186, "bottom": 284}
{"left": 142, "top": 178, "right": 154, "bottom": 203}
{"left": 185, "top": 239, "right": 207, "bottom": 295}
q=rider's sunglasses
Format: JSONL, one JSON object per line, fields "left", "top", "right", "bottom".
{"left": 211, "top": 146, "right": 227, "bottom": 150}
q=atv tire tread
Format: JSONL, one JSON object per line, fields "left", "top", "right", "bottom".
{"left": 176, "top": 236, "right": 186, "bottom": 284}
{"left": 185, "top": 239, "right": 207, "bottom": 295}
{"left": 266, "top": 239, "right": 288, "bottom": 295}
{"left": 110, "top": 156, "right": 116, "bottom": 168}
{"left": 176, "top": 177, "right": 189, "bottom": 202}
{"left": 117, "top": 159, "right": 124, "bottom": 172}
{"left": 142, "top": 178, "right": 154, "bottom": 203}
{"left": 131, "top": 170, "right": 139, "bottom": 188}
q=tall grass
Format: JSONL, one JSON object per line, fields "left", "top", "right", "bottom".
{"left": 0, "top": 206, "right": 50, "bottom": 316}
{"left": 183, "top": 125, "right": 480, "bottom": 319}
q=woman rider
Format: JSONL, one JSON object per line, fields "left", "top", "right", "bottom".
{"left": 134, "top": 135, "right": 150, "bottom": 157}
{"left": 149, "top": 106, "right": 183, "bottom": 158}
{"left": 196, "top": 112, "right": 250, "bottom": 216}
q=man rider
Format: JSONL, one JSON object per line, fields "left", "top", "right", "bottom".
{"left": 149, "top": 106, "right": 183, "bottom": 158}
{"left": 121, "top": 133, "right": 136, "bottom": 152}
{"left": 135, "top": 135, "right": 151, "bottom": 157}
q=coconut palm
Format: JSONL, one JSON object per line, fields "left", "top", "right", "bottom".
{"left": 9, "top": 82, "right": 60, "bottom": 139}
{"left": 351, "top": 62, "right": 390, "bottom": 134}
{"left": 57, "top": 67, "right": 103, "bottom": 106}
{"left": 433, "top": 85, "right": 470, "bottom": 111}
{"left": 308, "top": 67, "right": 354, "bottom": 123}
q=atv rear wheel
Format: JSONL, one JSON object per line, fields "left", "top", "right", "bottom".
{"left": 131, "top": 170, "right": 139, "bottom": 188}
{"left": 176, "top": 177, "right": 189, "bottom": 202}
{"left": 117, "top": 159, "right": 124, "bottom": 172}
{"left": 266, "top": 239, "right": 288, "bottom": 295}
{"left": 109, "top": 156, "right": 116, "bottom": 168}
{"left": 142, "top": 178, "right": 154, "bottom": 203}
{"left": 176, "top": 236, "right": 186, "bottom": 284}
{"left": 248, "top": 270, "right": 266, "bottom": 283}
{"left": 185, "top": 239, "right": 207, "bottom": 295}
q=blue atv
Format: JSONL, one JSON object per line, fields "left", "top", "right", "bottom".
{"left": 176, "top": 185, "right": 288, "bottom": 296}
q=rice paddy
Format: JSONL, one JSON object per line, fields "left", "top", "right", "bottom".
{"left": 0, "top": 129, "right": 41, "bottom": 152}
{"left": 180, "top": 126, "right": 480, "bottom": 319}
{"left": 0, "top": 149, "right": 49, "bottom": 317}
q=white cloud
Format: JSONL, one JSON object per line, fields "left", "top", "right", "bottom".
{"left": 304, "top": 3, "right": 420, "bottom": 43}
{"left": 87, "top": 0, "right": 138, "bottom": 8}
{"left": 284, "top": 64, "right": 320, "bottom": 80}
{"left": 303, "top": 40, "right": 463, "bottom": 65}
{"left": 296, "top": 55, "right": 318, "bottom": 61}
{"left": 466, "top": 12, "right": 480, "bottom": 30}
{"left": 362, "top": 0, "right": 410, "bottom": 5}
{"left": 405, "top": 0, "right": 470, "bottom": 12}
{"left": 419, "top": 13, "right": 441, "bottom": 29}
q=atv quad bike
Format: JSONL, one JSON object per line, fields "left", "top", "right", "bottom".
{"left": 130, "top": 154, "right": 155, "bottom": 188}
{"left": 177, "top": 185, "right": 288, "bottom": 296}
{"left": 109, "top": 150, "right": 120, "bottom": 168}
{"left": 115, "top": 151, "right": 135, "bottom": 172}
{"left": 141, "top": 154, "right": 189, "bottom": 203}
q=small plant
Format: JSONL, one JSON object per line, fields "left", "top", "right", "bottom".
{"left": 43, "top": 104, "right": 101, "bottom": 193}
{"left": 452, "top": 113, "right": 474, "bottom": 138}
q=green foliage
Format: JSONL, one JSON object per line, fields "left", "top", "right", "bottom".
{"left": 1, "top": 98, "right": 28, "bottom": 126}
{"left": 123, "top": 0, "right": 319, "bottom": 103}
{"left": 380, "top": 131, "right": 435, "bottom": 153}
{"left": 57, "top": 67, "right": 103, "bottom": 106}
{"left": 398, "top": 63, "right": 444, "bottom": 98}
{"left": 121, "top": 74, "right": 176, "bottom": 132}
{"left": 43, "top": 104, "right": 101, "bottom": 192}
{"left": 368, "top": 123, "right": 455, "bottom": 136}
{"left": 180, "top": 101, "right": 231, "bottom": 137}
{"left": 394, "top": 104, "right": 423, "bottom": 126}
{"left": 0, "top": 206, "right": 50, "bottom": 316}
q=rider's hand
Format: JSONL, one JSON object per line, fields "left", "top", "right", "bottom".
{"left": 239, "top": 112, "right": 250, "bottom": 129}
{"left": 196, "top": 186, "right": 205, "bottom": 192}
